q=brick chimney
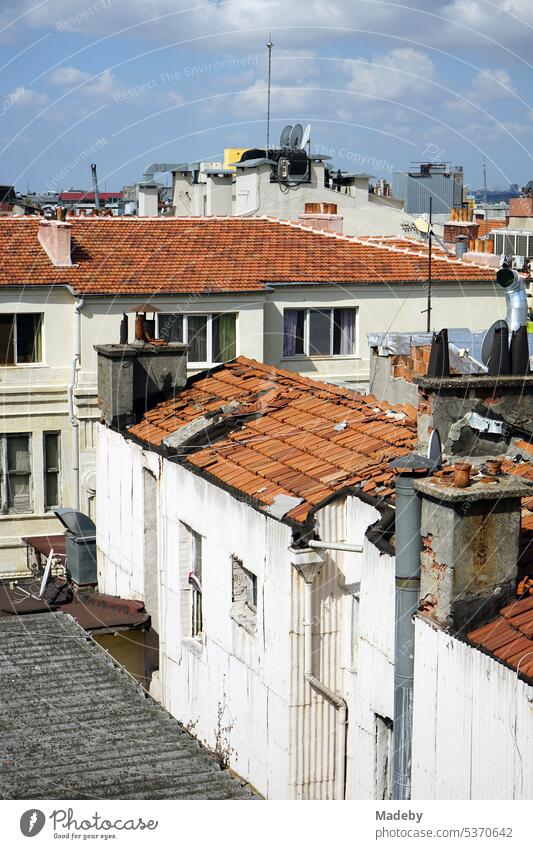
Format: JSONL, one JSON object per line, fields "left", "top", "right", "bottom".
{"left": 38, "top": 220, "right": 72, "bottom": 266}
{"left": 415, "top": 473, "right": 530, "bottom": 633}
{"left": 298, "top": 202, "right": 343, "bottom": 234}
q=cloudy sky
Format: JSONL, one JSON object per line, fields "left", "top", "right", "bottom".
{"left": 1, "top": 0, "right": 532, "bottom": 193}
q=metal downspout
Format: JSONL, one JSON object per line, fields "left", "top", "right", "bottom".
{"left": 390, "top": 470, "right": 423, "bottom": 800}
{"left": 67, "top": 297, "right": 84, "bottom": 510}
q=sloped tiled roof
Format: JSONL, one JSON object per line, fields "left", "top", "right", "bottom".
{"left": 0, "top": 613, "right": 253, "bottom": 799}
{"left": 129, "top": 356, "right": 416, "bottom": 523}
{"left": 0, "top": 216, "right": 494, "bottom": 296}
{"left": 468, "top": 594, "right": 533, "bottom": 680}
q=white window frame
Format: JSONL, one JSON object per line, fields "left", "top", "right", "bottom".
{"left": 283, "top": 306, "right": 358, "bottom": 359}
{"left": 0, "top": 313, "right": 44, "bottom": 366}
{"left": 157, "top": 312, "right": 237, "bottom": 368}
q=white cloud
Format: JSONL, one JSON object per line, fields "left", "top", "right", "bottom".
{"left": 4, "top": 86, "right": 48, "bottom": 107}
{"left": 467, "top": 68, "right": 517, "bottom": 101}
{"left": 344, "top": 48, "right": 436, "bottom": 102}
{"left": 47, "top": 66, "right": 116, "bottom": 98}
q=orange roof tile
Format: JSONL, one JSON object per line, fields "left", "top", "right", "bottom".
{"left": 128, "top": 356, "right": 416, "bottom": 523}
{"left": 0, "top": 216, "right": 495, "bottom": 296}
{"left": 468, "top": 594, "right": 533, "bottom": 679}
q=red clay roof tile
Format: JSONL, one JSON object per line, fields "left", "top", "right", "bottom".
{"left": 0, "top": 216, "right": 494, "bottom": 296}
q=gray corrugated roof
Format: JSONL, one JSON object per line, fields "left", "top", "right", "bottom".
{"left": 0, "top": 613, "right": 253, "bottom": 800}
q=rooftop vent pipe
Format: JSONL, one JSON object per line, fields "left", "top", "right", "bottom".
{"left": 389, "top": 454, "right": 432, "bottom": 800}
{"left": 496, "top": 266, "right": 528, "bottom": 332}
{"left": 91, "top": 163, "right": 100, "bottom": 213}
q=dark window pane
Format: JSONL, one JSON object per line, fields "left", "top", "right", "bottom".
{"left": 333, "top": 308, "right": 356, "bottom": 355}
{"left": 159, "top": 313, "right": 183, "bottom": 342}
{"left": 44, "top": 432, "right": 60, "bottom": 510}
{"left": 212, "top": 313, "right": 236, "bottom": 362}
{"left": 188, "top": 315, "right": 208, "bottom": 362}
{"left": 283, "top": 309, "right": 305, "bottom": 356}
{"left": 0, "top": 315, "right": 15, "bottom": 365}
{"left": 5, "top": 435, "right": 31, "bottom": 513}
{"left": 16, "top": 314, "right": 42, "bottom": 363}
{"left": 308, "top": 309, "right": 331, "bottom": 355}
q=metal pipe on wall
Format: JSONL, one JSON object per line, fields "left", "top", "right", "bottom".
{"left": 67, "top": 296, "right": 85, "bottom": 511}
{"left": 390, "top": 471, "right": 423, "bottom": 800}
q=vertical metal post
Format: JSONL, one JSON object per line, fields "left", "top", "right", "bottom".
{"left": 266, "top": 35, "right": 274, "bottom": 153}
{"left": 391, "top": 472, "right": 422, "bottom": 800}
{"left": 426, "top": 195, "right": 432, "bottom": 332}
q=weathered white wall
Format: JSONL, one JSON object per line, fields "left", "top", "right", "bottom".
{"left": 97, "top": 424, "right": 294, "bottom": 798}
{"left": 412, "top": 616, "right": 533, "bottom": 800}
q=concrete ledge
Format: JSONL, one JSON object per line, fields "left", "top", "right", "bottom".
{"left": 414, "top": 473, "right": 531, "bottom": 503}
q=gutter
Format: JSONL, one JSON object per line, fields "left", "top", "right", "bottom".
{"left": 66, "top": 287, "right": 84, "bottom": 510}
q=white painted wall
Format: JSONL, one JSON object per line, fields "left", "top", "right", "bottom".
{"left": 412, "top": 616, "right": 533, "bottom": 800}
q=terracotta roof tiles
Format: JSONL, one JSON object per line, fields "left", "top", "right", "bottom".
{"left": 0, "top": 216, "right": 494, "bottom": 296}
{"left": 129, "top": 356, "right": 415, "bottom": 522}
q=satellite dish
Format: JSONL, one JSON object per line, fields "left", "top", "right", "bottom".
{"left": 481, "top": 319, "right": 508, "bottom": 367}
{"left": 414, "top": 215, "right": 431, "bottom": 235}
{"left": 289, "top": 123, "right": 304, "bottom": 148}
{"left": 300, "top": 123, "right": 311, "bottom": 149}
{"left": 427, "top": 429, "right": 442, "bottom": 470}
{"left": 39, "top": 550, "right": 54, "bottom": 599}
{"left": 280, "top": 124, "right": 293, "bottom": 146}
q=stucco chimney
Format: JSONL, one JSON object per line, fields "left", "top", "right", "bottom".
{"left": 95, "top": 341, "right": 188, "bottom": 429}
{"left": 414, "top": 473, "right": 530, "bottom": 633}
{"left": 298, "top": 202, "right": 343, "bottom": 234}
{"left": 38, "top": 220, "right": 72, "bottom": 267}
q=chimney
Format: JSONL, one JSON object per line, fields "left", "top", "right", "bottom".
{"left": 298, "top": 202, "right": 343, "bottom": 234}
{"left": 95, "top": 339, "right": 188, "bottom": 429}
{"left": 137, "top": 181, "right": 159, "bottom": 217}
{"left": 415, "top": 472, "right": 530, "bottom": 633}
{"left": 38, "top": 220, "right": 72, "bottom": 266}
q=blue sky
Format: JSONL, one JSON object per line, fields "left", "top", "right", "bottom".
{"left": 1, "top": 0, "right": 532, "bottom": 193}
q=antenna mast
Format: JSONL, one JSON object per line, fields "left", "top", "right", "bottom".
{"left": 266, "top": 35, "right": 274, "bottom": 153}
{"left": 482, "top": 157, "right": 488, "bottom": 221}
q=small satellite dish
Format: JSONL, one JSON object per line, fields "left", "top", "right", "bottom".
{"left": 289, "top": 123, "right": 304, "bottom": 148}
{"left": 414, "top": 215, "right": 431, "bottom": 235}
{"left": 481, "top": 319, "right": 508, "bottom": 367}
{"left": 280, "top": 124, "right": 293, "bottom": 146}
{"left": 427, "top": 429, "right": 442, "bottom": 470}
{"left": 300, "top": 123, "right": 311, "bottom": 149}
{"left": 39, "top": 550, "right": 54, "bottom": 599}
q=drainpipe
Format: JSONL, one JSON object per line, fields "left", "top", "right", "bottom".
{"left": 290, "top": 547, "right": 347, "bottom": 800}
{"left": 389, "top": 454, "right": 431, "bottom": 800}
{"left": 67, "top": 295, "right": 84, "bottom": 510}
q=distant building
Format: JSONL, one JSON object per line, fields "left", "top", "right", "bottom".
{"left": 59, "top": 189, "right": 123, "bottom": 215}
{"left": 393, "top": 162, "right": 464, "bottom": 215}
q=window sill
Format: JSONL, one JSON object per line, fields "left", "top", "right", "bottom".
{"left": 0, "top": 363, "right": 46, "bottom": 369}
{"left": 281, "top": 355, "right": 361, "bottom": 362}
{"left": 230, "top": 602, "right": 257, "bottom": 635}
{"left": 182, "top": 636, "right": 203, "bottom": 657}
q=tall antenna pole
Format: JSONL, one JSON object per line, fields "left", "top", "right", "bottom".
{"left": 427, "top": 194, "right": 432, "bottom": 332}
{"left": 266, "top": 35, "right": 274, "bottom": 153}
{"left": 482, "top": 157, "right": 488, "bottom": 221}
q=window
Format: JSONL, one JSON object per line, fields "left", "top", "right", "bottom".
{"left": 283, "top": 308, "right": 356, "bottom": 357}
{"left": 374, "top": 715, "right": 393, "bottom": 801}
{"left": 43, "top": 432, "right": 60, "bottom": 511}
{"left": 190, "top": 529, "right": 203, "bottom": 638}
{"left": 159, "top": 312, "right": 236, "bottom": 365}
{"left": 0, "top": 314, "right": 43, "bottom": 365}
{"left": 231, "top": 557, "right": 258, "bottom": 632}
{"left": 0, "top": 434, "right": 32, "bottom": 514}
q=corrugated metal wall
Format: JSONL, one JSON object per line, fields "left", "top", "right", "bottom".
{"left": 412, "top": 616, "right": 533, "bottom": 799}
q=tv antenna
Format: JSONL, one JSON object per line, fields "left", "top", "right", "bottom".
{"left": 266, "top": 35, "right": 274, "bottom": 153}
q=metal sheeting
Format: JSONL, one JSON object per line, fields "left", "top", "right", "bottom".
{"left": 412, "top": 616, "right": 533, "bottom": 800}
